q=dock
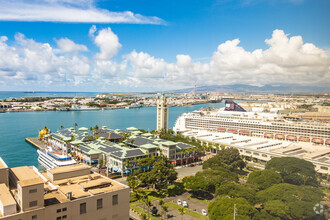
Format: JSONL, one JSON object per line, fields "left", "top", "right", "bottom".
{"left": 25, "top": 137, "right": 46, "bottom": 150}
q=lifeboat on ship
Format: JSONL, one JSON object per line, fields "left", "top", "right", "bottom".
{"left": 217, "top": 128, "right": 226, "bottom": 132}
{"left": 264, "top": 133, "right": 274, "bottom": 138}
{"left": 312, "top": 138, "right": 324, "bottom": 144}
{"left": 239, "top": 130, "right": 249, "bottom": 135}
{"left": 326, "top": 139, "right": 330, "bottom": 145}
{"left": 286, "top": 135, "right": 297, "bottom": 141}
{"left": 228, "top": 129, "right": 238, "bottom": 134}
{"left": 275, "top": 134, "right": 285, "bottom": 140}
{"left": 299, "top": 137, "right": 310, "bottom": 142}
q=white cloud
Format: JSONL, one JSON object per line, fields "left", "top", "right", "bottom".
{"left": 1, "top": 28, "right": 329, "bottom": 91}
{"left": 94, "top": 27, "right": 122, "bottom": 60}
{"left": 0, "top": 0, "right": 164, "bottom": 24}
{"left": 55, "top": 38, "right": 88, "bottom": 53}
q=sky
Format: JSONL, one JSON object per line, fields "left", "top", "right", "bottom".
{"left": 0, "top": 0, "right": 329, "bottom": 92}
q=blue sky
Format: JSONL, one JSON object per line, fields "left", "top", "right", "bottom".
{"left": 0, "top": 0, "right": 329, "bottom": 92}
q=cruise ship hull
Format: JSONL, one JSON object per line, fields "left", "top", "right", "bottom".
{"left": 37, "top": 149, "right": 76, "bottom": 170}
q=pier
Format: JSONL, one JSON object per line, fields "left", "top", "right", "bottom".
{"left": 25, "top": 137, "right": 46, "bottom": 150}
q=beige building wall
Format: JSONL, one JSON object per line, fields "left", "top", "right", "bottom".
{"left": 17, "top": 182, "right": 44, "bottom": 212}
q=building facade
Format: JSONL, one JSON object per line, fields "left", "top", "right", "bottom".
{"left": 0, "top": 159, "right": 129, "bottom": 220}
{"left": 157, "top": 94, "right": 169, "bottom": 132}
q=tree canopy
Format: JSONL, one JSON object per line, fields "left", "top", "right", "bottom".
{"left": 208, "top": 196, "right": 257, "bottom": 220}
{"left": 203, "top": 147, "right": 246, "bottom": 171}
{"left": 247, "top": 169, "right": 283, "bottom": 190}
{"left": 195, "top": 168, "right": 238, "bottom": 193}
{"left": 215, "top": 182, "right": 257, "bottom": 204}
{"left": 256, "top": 183, "right": 324, "bottom": 219}
{"left": 134, "top": 156, "right": 177, "bottom": 190}
{"left": 265, "top": 157, "right": 318, "bottom": 186}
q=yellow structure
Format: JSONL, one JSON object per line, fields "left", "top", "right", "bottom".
{"left": 38, "top": 127, "right": 49, "bottom": 138}
{"left": 0, "top": 159, "right": 130, "bottom": 220}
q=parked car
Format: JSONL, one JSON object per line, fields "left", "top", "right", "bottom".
{"left": 188, "top": 163, "right": 195, "bottom": 167}
{"left": 177, "top": 199, "right": 182, "bottom": 205}
{"left": 197, "top": 162, "right": 203, "bottom": 165}
{"left": 182, "top": 200, "right": 188, "bottom": 207}
{"left": 202, "top": 209, "right": 207, "bottom": 216}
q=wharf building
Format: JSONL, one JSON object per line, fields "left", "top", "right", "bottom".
{"left": 0, "top": 158, "right": 129, "bottom": 220}
{"left": 39, "top": 126, "right": 198, "bottom": 176}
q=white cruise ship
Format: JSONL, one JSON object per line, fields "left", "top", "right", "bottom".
{"left": 37, "top": 147, "right": 76, "bottom": 170}
{"left": 60, "top": 105, "right": 100, "bottom": 111}
{"left": 174, "top": 100, "right": 330, "bottom": 145}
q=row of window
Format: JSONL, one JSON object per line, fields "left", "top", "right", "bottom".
{"left": 80, "top": 195, "right": 118, "bottom": 214}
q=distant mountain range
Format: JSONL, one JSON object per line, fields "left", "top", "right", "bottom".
{"left": 168, "top": 84, "right": 330, "bottom": 94}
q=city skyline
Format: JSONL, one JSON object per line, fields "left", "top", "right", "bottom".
{"left": 0, "top": 0, "right": 329, "bottom": 92}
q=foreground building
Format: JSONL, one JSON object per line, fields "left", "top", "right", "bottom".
{"left": 0, "top": 158, "right": 129, "bottom": 220}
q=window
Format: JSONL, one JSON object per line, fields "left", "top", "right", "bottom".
{"left": 62, "top": 216, "right": 67, "bottom": 219}
{"left": 32, "top": 215, "right": 37, "bottom": 220}
{"left": 80, "top": 203, "right": 86, "bottom": 214}
{"left": 320, "top": 166, "right": 328, "bottom": 170}
{"left": 57, "top": 209, "right": 61, "bottom": 213}
{"left": 56, "top": 217, "right": 61, "bottom": 220}
{"left": 112, "top": 195, "right": 118, "bottom": 205}
{"left": 97, "top": 199, "right": 103, "bottom": 209}
{"left": 29, "top": 201, "right": 38, "bottom": 207}
{"left": 62, "top": 207, "right": 67, "bottom": 212}
{"left": 29, "top": 189, "right": 37, "bottom": 193}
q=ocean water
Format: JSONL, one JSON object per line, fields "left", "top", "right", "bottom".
{"left": 0, "top": 102, "right": 228, "bottom": 168}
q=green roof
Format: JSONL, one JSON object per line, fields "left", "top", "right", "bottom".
{"left": 141, "top": 133, "right": 153, "bottom": 137}
{"left": 70, "top": 140, "right": 84, "bottom": 145}
{"left": 78, "top": 127, "right": 89, "bottom": 131}
{"left": 161, "top": 141, "right": 177, "bottom": 146}
{"left": 140, "top": 143, "right": 158, "bottom": 149}
{"left": 126, "top": 127, "right": 138, "bottom": 131}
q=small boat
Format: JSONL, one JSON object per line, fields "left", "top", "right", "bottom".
{"left": 228, "top": 129, "right": 237, "bottom": 133}
{"left": 286, "top": 135, "right": 297, "bottom": 140}
{"left": 239, "top": 130, "right": 249, "bottom": 134}
{"left": 312, "top": 138, "right": 324, "bottom": 144}
{"left": 275, "top": 134, "right": 285, "bottom": 139}
{"left": 299, "top": 137, "right": 310, "bottom": 142}
{"left": 38, "top": 147, "right": 76, "bottom": 170}
{"left": 264, "top": 133, "right": 274, "bottom": 138}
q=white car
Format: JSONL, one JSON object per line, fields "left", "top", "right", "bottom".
{"left": 202, "top": 209, "right": 207, "bottom": 216}
{"left": 177, "top": 199, "right": 182, "bottom": 206}
{"left": 182, "top": 200, "right": 188, "bottom": 207}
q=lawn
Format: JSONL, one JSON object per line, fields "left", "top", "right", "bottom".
{"left": 130, "top": 204, "right": 163, "bottom": 220}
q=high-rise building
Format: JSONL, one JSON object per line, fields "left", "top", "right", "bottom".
{"left": 157, "top": 94, "right": 169, "bottom": 132}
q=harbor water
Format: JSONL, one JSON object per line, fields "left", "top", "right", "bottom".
{"left": 0, "top": 102, "right": 228, "bottom": 168}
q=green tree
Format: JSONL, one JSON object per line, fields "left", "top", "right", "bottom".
{"left": 247, "top": 169, "right": 283, "bottom": 190}
{"left": 178, "top": 207, "right": 186, "bottom": 220}
{"left": 127, "top": 175, "right": 140, "bottom": 196}
{"left": 203, "top": 147, "right": 245, "bottom": 171}
{"left": 195, "top": 168, "right": 238, "bottom": 193}
{"left": 215, "top": 182, "right": 257, "bottom": 204}
{"left": 256, "top": 183, "right": 324, "bottom": 219}
{"left": 265, "top": 157, "right": 318, "bottom": 186}
{"left": 74, "top": 122, "right": 78, "bottom": 129}
{"left": 182, "top": 176, "right": 208, "bottom": 192}
{"left": 60, "top": 125, "right": 64, "bottom": 130}
{"left": 208, "top": 196, "right": 257, "bottom": 220}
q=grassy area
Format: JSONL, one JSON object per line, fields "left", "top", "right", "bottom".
{"left": 130, "top": 204, "right": 162, "bottom": 220}
{"left": 188, "top": 195, "right": 211, "bottom": 205}
{"left": 165, "top": 202, "right": 208, "bottom": 220}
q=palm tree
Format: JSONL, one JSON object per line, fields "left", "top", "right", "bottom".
{"left": 178, "top": 207, "right": 186, "bottom": 220}
{"left": 140, "top": 213, "right": 148, "bottom": 220}
{"left": 74, "top": 123, "right": 78, "bottom": 130}
{"left": 162, "top": 204, "right": 169, "bottom": 220}
{"left": 60, "top": 125, "right": 64, "bottom": 130}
